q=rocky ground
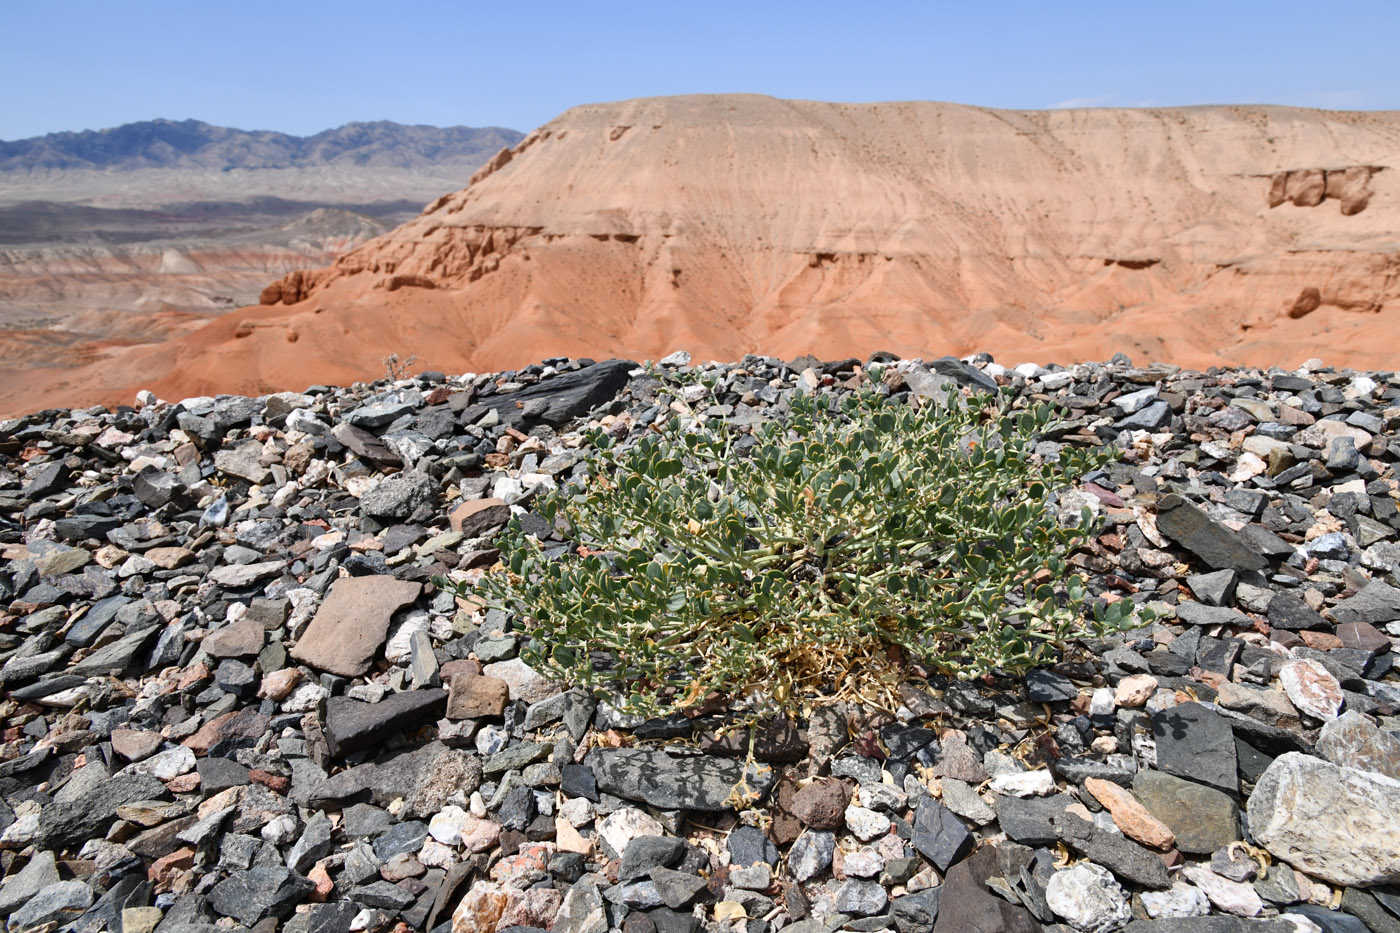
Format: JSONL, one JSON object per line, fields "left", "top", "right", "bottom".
{"left": 0, "top": 352, "right": 1398, "bottom": 933}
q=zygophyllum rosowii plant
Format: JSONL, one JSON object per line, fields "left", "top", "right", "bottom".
{"left": 437, "top": 365, "right": 1148, "bottom": 720}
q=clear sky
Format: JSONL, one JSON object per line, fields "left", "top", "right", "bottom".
{"left": 3, "top": 0, "right": 1397, "bottom": 140}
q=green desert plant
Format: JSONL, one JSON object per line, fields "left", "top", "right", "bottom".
{"left": 439, "top": 366, "right": 1146, "bottom": 719}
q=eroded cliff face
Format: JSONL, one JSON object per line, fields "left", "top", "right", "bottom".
{"left": 9, "top": 95, "right": 1400, "bottom": 413}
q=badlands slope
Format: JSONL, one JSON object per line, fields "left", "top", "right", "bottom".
{"left": 6, "top": 95, "right": 1399, "bottom": 414}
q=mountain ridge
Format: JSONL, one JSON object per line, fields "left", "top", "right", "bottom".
{"left": 3, "top": 93, "right": 1399, "bottom": 413}
{"left": 0, "top": 118, "right": 523, "bottom": 173}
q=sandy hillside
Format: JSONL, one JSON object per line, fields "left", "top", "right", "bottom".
{"left": 5, "top": 94, "right": 1398, "bottom": 414}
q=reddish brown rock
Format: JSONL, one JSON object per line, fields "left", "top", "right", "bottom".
{"left": 165, "top": 773, "right": 200, "bottom": 794}
{"left": 789, "top": 778, "right": 851, "bottom": 830}
{"left": 446, "top": 672, "right": 510, "bottom": 720}
{"left": 449, "top": 498, "right": 511, "bottom": 537}
{"left": 148, "top": 847, "right": 196, "bottom": 885}
{"left": 111, "top": 728, "right": 163, "bottom": 763}
{"left": 145, "top": 546, "right": 195, "bottom": 569}
{"left": 290, "top": 575, "right": 421, "bottom": 677}
{"left": 258, "top": 667, "right": 302, "bottom": 701}
{"left": 1336, "top": 620, "right": 1391, "bottom": 654}
{"left": 307, "top": 862, "right": 334, "bottom": 902}
{"left": 497, "top": 887, "right": 562, "bottom": 930}
{"left": 1085, "top": 777, "right": 1176, "bottom": 850}
{"left": 1114, "top": 674, "right": 1158, "bottom": 708}
{"left": 250, "top": 770, "right": 291, "bottom": 794}
{"left": 1285, "top": 169, "right": 1327, "bottom": 207}
{"left": 183, "top": 707, "right": 272, "bottom": 756}
{"left": 1288, "top": 287, "right": 1322, "bottom": 320}
{"left": 200, "top": 618, "right": 264, "bottom": 659}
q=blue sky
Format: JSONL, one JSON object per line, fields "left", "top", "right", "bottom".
{"left": 3, "top": 0, "right": 1397, "bottom": 139}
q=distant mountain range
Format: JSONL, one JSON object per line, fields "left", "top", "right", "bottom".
{"left": 0, "top": 119, "right": 524, "bottom": 173}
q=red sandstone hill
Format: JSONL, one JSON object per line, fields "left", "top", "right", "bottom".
{"left": 5, "top": 95, "right": 1399, "bottom": 414}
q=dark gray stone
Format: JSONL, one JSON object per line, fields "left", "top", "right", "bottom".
{"left": 727, "top": 824, "right": 779, "bottom": 868}
{"left": 931, "top": 844, "right": 1041, "bottom": 933}
{"left": 304, "top": 902, "right": 362, "bottom": 933}
{"left": 68, "top": 623, "right": 160, "bottom": 676}
{"left": 584, "top": 748, "right": 775, "bottom": 811}
{"left": 1283, "top": 905, "right": 1370, "bottom": 933}
{"left": 22, "top": 460, "right": 69, "bottom": 498}
{"left": 287, "top": 811, "right": 333, "bottom": 873}
{"left": 1267, "top": 591, "right": 1327, "bottom": 631}
{"left": 559, "top": 763, "right": 598, "bottom": 802}
{"left": 497, "top": 785, "right": 536, "bottom": 832}
{"left": 483, "top": 741, "right": 552, "bottom": 776}
{"left": 1024, "top": 669, "right": 1078, "bottom": 703}
{"left": 924, "top": 356, "right": 999, "bottom": 393}
{"left": 65, "top": 594, "right": 131, "bottom": 647}
{"left": 373, "top": 820, "right": 429, "bottom": 859}
{"left": 331, "top": 422, "right": 401, "bottom": 465}
{"left": 1339, "top": 888, "right": 1400, "bottom": 933}
{"left": 196, "top": 756, "right": 251, "bottom": 795}
{"left": 8, "top": 880, "right": 93, "bottom": 930}
{"left": 1052, "top": 756, "right": 1135, "bottom": 786}
{"left": 324, "top": 689, "right": 448, "bottom": 758}
{"left": 207, "top": 867, "right": 314, "bottom": 925}
{"left": 1331, "top": 581, "right": 1400, "bottom": 626}
{"left": 995, "top": 794, "right": 1077, "bottom": 847}
{"left": 1187, "top": 569, "right": 1238, "bottom": 606}
{"left": 300, "top": 742, "right": 448, "bottom": 809}
{"left": 0, "top": 850, "right": 60, "bottom": 913}
{"left": 478, "top": 359, "right": 638, "bottom": 426}
{"left": 1052, "top": 812, "right": 1171, "bottom": 889}
{"left": 360, "top": 471, "right": 437, "bottom": 520}
{"left": 619, "top": 836, "right": 686, "bottom": 881}
{"left": 215, "top": 658, "right": 258, "bottom": 697}
{"left": 892, "top": 888, "right": 942, "bottom": 933}
{"left": 1156, "top": 494, "right": 1268, "bottom": 572}
{"left": 37, "top": 772, "right": 168, "bottom": 848}
{"left": 649, "top": 867, "right": 708, "bottom": 910}
{"left": 1122, "top": 920, "right": 1300, "bottom": 932}
{"left": 1152, "top": 701, "right": 1238, "bottom": 794}
{"left": 1116, "top": 400, "right": 1174, "bottom": 430}
{"left": 351, "top": 880, "right": 416, "bottom": 910}
{"left": 911, "top": 796, "right": 973, "bottom": 872}
{"left": 1176, "top": 602, "right": 1251, "bottom": 628}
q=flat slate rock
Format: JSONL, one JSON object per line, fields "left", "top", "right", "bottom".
{"left": 1151, "top": 702, "right": 1238, "bottom": 795}
{"left": 1266, "top": 591, "right": 1327, "bottom": 631}
{"left": 290, "top": 575, "right": 421, "bottom": 677}
{"left": 994, "top": 794, "right": 1077, "bottom": 847}
{"left": 37, "top": 773, "right": 169, "bottom": 848}
{"left": 1131, "top": 770, "right": 1240, "bottom": 855}
{"left": 1156, "top": 494, "right": 1268, "bottom": 572}
{"left": 1330, "top": 580, "right": 1400, "bottom": 626}
{"left": 299, "top": 742, "right": 448, "bottom": 809}
{"left": 1176, "top": 602, "right": 1251, "bottom": 628}
{"left": 479, "top": 359, "right": 638, "bottom": 425}
{"left": 911, "top": 796, "right": 973, "bottom": 873}
{"left": 325, "top": 688, "right": 448, "bottom": 758}
{"left": 584, "top": 748, "right": 776, "bottom": 811}
{"left": 1052, "top": 812, "right": 1171, "bottom": 889}
{"left": 931, "top": 844, "right": 1041, "bottom": 933}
